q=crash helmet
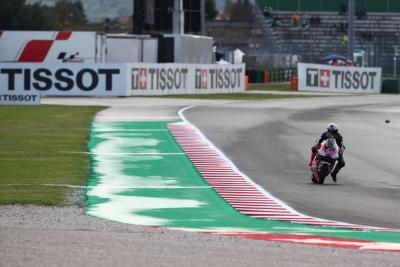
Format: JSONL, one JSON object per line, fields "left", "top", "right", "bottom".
{"left": 327, "top": 123, "right": 339, "bottom": 135}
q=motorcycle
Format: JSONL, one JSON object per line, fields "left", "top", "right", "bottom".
{"left": 310, "top": 137, "right": 339, "bottom": 184}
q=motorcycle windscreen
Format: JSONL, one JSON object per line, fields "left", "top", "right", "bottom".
{"left": 318, "top": 142, "right": 339, "bottom": 159}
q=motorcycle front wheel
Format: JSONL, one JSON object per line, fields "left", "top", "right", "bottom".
{"left": 311, "top": 175, "right": 318, "bottom": 184}
{"left": 317, "top": 164, "right": 330, "bottom": 184}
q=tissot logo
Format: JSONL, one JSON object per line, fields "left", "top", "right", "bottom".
{"left": 139, "top": 68, "right": 147, "bottom": 89}
{"left": 131, "top": 68, "right": 147, "bottom": 90}
{"left": 1, "top": 93, "right": 41, "bottom": 106}
{"left": 131, "top": 67, "right": 189, "bottom": 90}
{"left": 0, "top": 67, "right": 120, "bottom": 91}
{"left": 194, "top": 68, "right": 243, "bottom": 90}
{"left": 195, "top": 69, "right": 208, "bottom": 89}
{"left": 306, "top": 68, "right": 319, "bottom": 87}
{"left": 304, "top": 66, "right": 379, "bottom": 90}
{"left": 306, "top": 68, "right": 331, "bottom": 88}
{"left": 319, "top": 69, "right": 330, "bottom": 88}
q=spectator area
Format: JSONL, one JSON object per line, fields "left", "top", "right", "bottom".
{"left": 258, "top": 0, "right": 400, "bottom": 12}
{"left": 205, "top": 2, "right": 400, "bottom": 68}
{"left": 266, "top": 11, "right": 400, "bottom": 66}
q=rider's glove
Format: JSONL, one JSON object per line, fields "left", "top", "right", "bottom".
{"left": 311, "top": 144, "right": 319, "bottom": 152}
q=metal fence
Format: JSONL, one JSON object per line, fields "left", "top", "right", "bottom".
{"left": 258, "top": 0, "right": 400, "bottom": 12}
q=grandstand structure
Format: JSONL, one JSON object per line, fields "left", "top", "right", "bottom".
{"left": 264, "top": 11, "right": 400, "bottom": 66}
{"left": 257, "top": 0, "right": 400, "bottom": 13}
{"left": 206, "top": 1, "right": 400, "bottom": 68}
{"left": 254, "top": 0, "right": 400, "bottom": 68}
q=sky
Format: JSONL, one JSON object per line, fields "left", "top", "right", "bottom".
{"left": 216, "top": 0, "right": 225, "bottom": 11}
{"left": 26, "top": 0, "right": 228, "bottom": 22}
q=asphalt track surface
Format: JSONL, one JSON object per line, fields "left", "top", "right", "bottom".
{"left": 1, "top": 95, "right": 400, "bottom": 266}
{"left": 184, "top": 95, "right": 400, "bottom": 229}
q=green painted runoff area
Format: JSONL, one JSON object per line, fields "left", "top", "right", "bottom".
{"left": 86, "top": 121, "right": 400, "bottom": 243}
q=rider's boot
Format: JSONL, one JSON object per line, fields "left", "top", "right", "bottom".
{"left": 331, "top": 165, "right": 341, "bottom": 182}
{"left": 331, "top": 171, "right": 337, "bottom": 182}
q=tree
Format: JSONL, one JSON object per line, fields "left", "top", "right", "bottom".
{"left": 205, "top": 0, "right": 218, "bottom": 20}
{"left": 54, "top": 0, "right": 87, "bottom": 27}
{"left": 227, "top": 0, "right": 253, "bottom": 22}
{"left": 0, "top": 0, "right": 59, "bottom": 30}
{"left": 224, "top": 0, "right": 234, "bottom": 14}
{"left": 0, "top": 0, "right": 24, "bottom": 29}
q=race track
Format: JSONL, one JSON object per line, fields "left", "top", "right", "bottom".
{"left": 184, "top": 95, "right": 400, "bottom": 229}
{"left": 2, "top": 95, "right": 400, "bottom": 266}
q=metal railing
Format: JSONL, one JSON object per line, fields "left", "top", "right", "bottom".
{"left": 253, "top": 2, "right": 282, "bottom": 53}
{"left": 258, "top": 0, "right": 400, "bottom": 12}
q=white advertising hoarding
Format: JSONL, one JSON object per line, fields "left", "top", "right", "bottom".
{"left": 298, "top": 63, "right": 382, "bottom": 94}
{"left": 0, "top": 94, "right": 40, "bottom": 105}
{"left": 0, "top": 63, "right": 244, "bottom": 97}
{"left": 129, "top": 63, "right": 245, "bottom": 95}
{"left": 0, "top": 63, "right": 130, "bottom": 96}
{"left": 0, "top": 31, "right": 97, "bottom": 63}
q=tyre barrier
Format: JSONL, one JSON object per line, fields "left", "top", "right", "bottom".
{"left": 290, "top": 76, "right": 298, "bottom": 91}
{"left": 382, "top": 79, "right": 400, "bottom": 94}
{"left": 247, "top": 68, "right": 297, "bottom": 83}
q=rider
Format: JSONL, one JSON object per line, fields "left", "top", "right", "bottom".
{"left": 309, "top": 123, "right": 345, "bottom": 182}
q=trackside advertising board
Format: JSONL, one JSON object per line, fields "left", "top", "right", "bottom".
{"left": 0, "top": 93, "right": 40, "bottom": 105}
{"left": 298, "top": 63, "right": 382, "bottom": 93}
{"left": 0, "top": 63, "right": 130, "bottom": 96}
{"left": 0, "top": 63, "right": 244, "bottom": 97}
{"left": 0, "top": 31, "right": 96, "bottom": 63}
{"left": 130, "top": 63, "right": 245, "bottom": 95}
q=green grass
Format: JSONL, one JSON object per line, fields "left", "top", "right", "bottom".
{"left": 248, "top": 83, "right": 291, "bottom": 91}
{"left": 156, "top": 93, "right": 321, "bottom": 100}
{"left": 0, "top": 105, "right": 103, "bottom": 205}
{"left": 0, "top": 185, "right": 70, "bottom": 206}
